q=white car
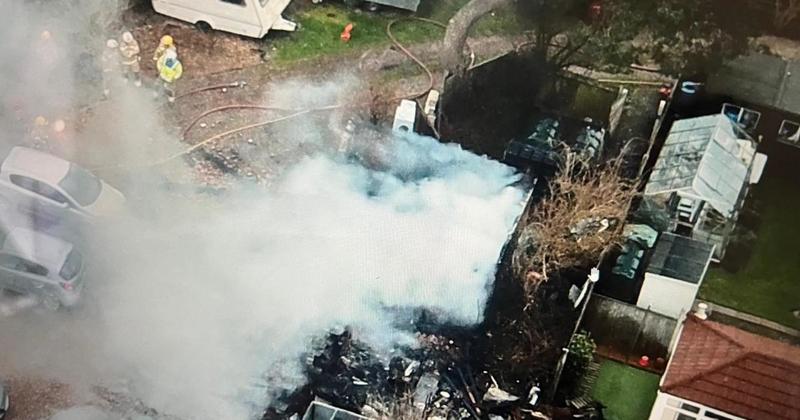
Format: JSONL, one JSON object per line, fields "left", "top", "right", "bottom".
{"left": 0, "top": 227, "right": 84, "bottom": 310}
{"left": 0, "top": 379, "right": 7, "bottom": 419}
{"left": 0, "top": 147, "right": 125, "bottom": 229}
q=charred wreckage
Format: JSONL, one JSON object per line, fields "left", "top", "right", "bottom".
{"left": 260, "top": 184, "right": 603, "bottom": 420}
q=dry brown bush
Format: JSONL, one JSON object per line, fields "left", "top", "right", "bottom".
{"left": 512, "top": 152, "right": 638, "bottom": 290}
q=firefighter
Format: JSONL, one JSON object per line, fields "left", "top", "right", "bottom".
{"left": 156, "top": 48, "right": 183, "bottom": 103}
{"left": 29, "top": 116, "right": 50, "bottom": 151}
{"left": 102, "top": 39, "right": 120, "bottom": 97}
{"left": 119, "top": 31, "right": 142, "bottom": 87}
{"left": 35, "top": 29, "right": 58, "bottom": 69}
{"left": 152, "top": 35, "right": 175, "bottom": 63}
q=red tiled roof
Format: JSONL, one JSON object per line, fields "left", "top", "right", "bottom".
{"left": 663, "top": 316, "right": 800, "bottom": 420}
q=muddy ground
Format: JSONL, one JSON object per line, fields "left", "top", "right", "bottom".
{"left": 1, "top": 0, "right": 680, "bottom": 416}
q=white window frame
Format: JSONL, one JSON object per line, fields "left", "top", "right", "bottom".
{"left": 721, "top": 103, "right": 761, "bottom": 132}
{"left": 660, "top": 396, "right": 744, "bottom": 420}
{"left": 777, "top": 119, "right": 800, "bottom": 146}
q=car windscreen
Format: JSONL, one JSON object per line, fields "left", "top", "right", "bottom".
{"left": 59, "top": 249, "right": 82, "bottom": 281}
{"left": 58, "top": 164, "right": 102, "bottom": 206}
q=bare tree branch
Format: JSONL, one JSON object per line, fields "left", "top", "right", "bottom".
{"left": 774, "top": 0, "right": 800, "bottom": 29}
{"left": 512, "top": 153, "right": 638, "bottom": 290}
{"left": 441, "top": 0, "right": 513, "bottom": 76}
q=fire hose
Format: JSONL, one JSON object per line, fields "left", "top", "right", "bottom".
{"left": 96, "top": 17, "right": 463, "bottom": 172}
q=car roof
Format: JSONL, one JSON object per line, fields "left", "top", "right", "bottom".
{"left": 1, "top": 227, "right": 74, "bottom": 270}
{"left": 1, "top": 146, "right": 71, "bottom": 185}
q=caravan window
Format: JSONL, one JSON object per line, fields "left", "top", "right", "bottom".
{"left": 220, "top": 0, "right": 245, "bottom": 5}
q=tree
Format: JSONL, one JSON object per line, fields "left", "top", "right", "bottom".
{"left": 443, "top": 0, "right": 761, "bottom": 77}
{"left": 774, "top": 0, "right": 800, "bottom": 30}
{"left": 512, "top": 154, "right": 636, "bottom": 288}
{"left": 441, "top": 0, "right": 511, "bottom": 76}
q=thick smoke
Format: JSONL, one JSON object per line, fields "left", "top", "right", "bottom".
{"left": 0, "top": 1, "right": 527, "bottom": 419}
{"left": 85, "top": 134, "right": 525, "bottom": 419}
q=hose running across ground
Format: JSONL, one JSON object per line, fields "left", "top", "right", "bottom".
{"left": 96, "top": 17, "right": 454, "bottom": 172}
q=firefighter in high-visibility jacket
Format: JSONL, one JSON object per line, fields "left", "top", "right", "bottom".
{"left": 157, "top": 48, "right": 183, "bottom": 103}
{"left": 153, "top": 35, "right": 175, "bottom": 63}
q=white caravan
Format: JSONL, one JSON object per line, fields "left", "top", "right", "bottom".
{"left": 151, "top": 0, "right": 297, "bottom": 39}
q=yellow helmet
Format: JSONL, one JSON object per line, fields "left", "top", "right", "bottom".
{"left": 160, "top": 35, "right": 173, "bottom": 46}
{"left": 34, "top": 116, "right": 47, "bottom": 126}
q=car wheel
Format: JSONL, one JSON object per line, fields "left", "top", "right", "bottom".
{"left": 42, "top": 294, "right": 60, "bottom": 311}
{"left": 196, "top": 21, "right": 212, "bottom": 33}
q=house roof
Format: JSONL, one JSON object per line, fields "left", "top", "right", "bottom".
{"left": 644, "top": 114, "right": 755, "bottom": 217}
{"left": 663, "top": 316, "right": 800, "bottom": 420}
{"left": 706, "top": 53, "right": 800, "bottom": 116}
{"left": 646, "top": 233, "right": 714, "bottom": 284}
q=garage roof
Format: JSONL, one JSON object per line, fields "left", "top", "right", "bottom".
{"left": 646, "top": 233, "right": 714, "bottom": 284}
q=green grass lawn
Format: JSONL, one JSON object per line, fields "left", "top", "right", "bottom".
{"left": 271, "top": 1, "right": 522, "bottom": 62}
{"left": 699, "top": 176, "right": 800, "bottom": 329}
{"left": 592, "top": 359, "right": 660, "bottom": 420}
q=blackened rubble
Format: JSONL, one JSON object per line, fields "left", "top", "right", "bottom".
{"left": 260, "top": 179, "right": 596, "bottom": 420}
{"left": 262, "top": 306, "right": 600, "bottom": 420}
{"left": 262, "top": 324, "right": 480, "bottom": 419}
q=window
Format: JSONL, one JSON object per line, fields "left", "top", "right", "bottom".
{"left": 59, "top": 249, "right": 82, "bottom": 281}
{"left": 0, "top": 254, "right": 20, "bottom": 270}
{"left": 704, "top": 413, "right": 734, "bottom": 420}
{"left": 9, "top": 174, "right": 37, "bottom": 193}
{"left": 663, "top": 397, "right": 739, "bottom": 420}
{"left": 34, "top": 180, "right": 69, "bottom": 204}
{"left": 10, "top": 174, "right": 69, "bottom": 205}
{"left": 778, "top": 119, "right": 800, "bottom": 145}
{"left": 680, "top": 403, "right": 701, "bottom": 413}
{"left": 0, "top": 254, "right": 48, "bottom": 276}
{"left": 721, "top": 103, "right": 761, "bottom": 132}
{"left": 58, "top": 164, "right": 101, "bottom": 206}
{"left": 220, "top": 0, "right": 245, "bottom": 5}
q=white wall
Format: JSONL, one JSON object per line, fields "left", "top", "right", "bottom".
{"left": 637, "top": 273, "right": 699, "bottom": 319}
{"left": 648, "top": 391, "right": 745, "bottom": 420}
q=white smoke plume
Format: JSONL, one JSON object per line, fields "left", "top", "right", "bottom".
{"left": 0, "top": 1, "right": 527, "bottom": 419}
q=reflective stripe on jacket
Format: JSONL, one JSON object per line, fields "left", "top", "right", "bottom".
{"left": 159, "top": 59, "right": 183, "bottom": 83}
